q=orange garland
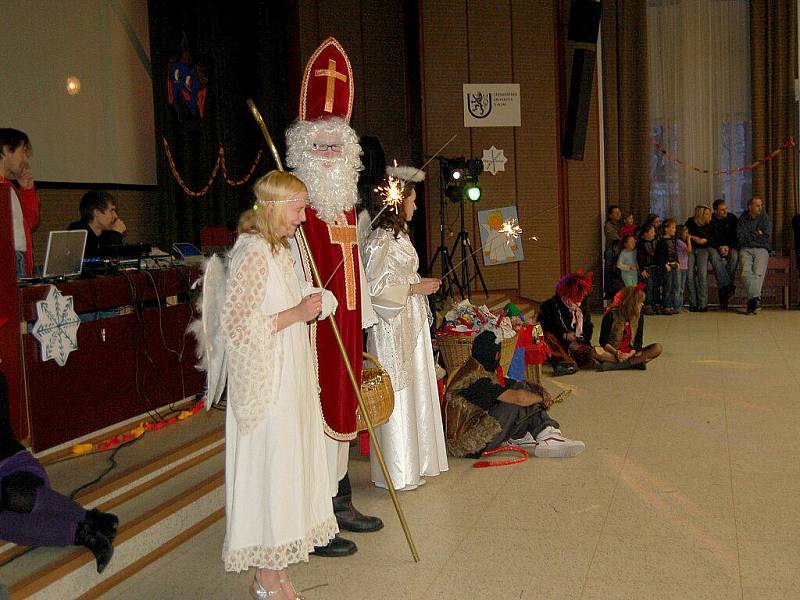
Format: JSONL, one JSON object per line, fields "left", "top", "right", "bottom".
{"left": 162, "top": 137, "right": 262, "bottom": 197}
{"left": 651, "top": 136, "right": 797, "bottom": 176}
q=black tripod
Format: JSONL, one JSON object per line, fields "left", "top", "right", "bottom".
{"left": 428, "top": 159, "right": 463, "bottom": 298}
{"left": 451, "top": 192, "right": 488, "bottom": 301}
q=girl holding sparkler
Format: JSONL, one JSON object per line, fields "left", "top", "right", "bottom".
{"left": 362, "top": 164, "right": 449, "bottom": 491}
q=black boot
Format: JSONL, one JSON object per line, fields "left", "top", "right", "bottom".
{"left": 84, "top": 508, "right": 119, "bottom": 544}
{"left": 313, "top": 534, "right": 358, "bottom": 557}
{"left": 74, "top": 517, "right": 114, "bottom": 573}
{"left": 333, "top": 474, "right": 383, "bottom": 533}
{"left": 552, "top": 361, "right": 578, "bottom": 377}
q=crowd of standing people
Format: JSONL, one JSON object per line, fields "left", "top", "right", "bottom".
{"left": 604, "top": 197, "right": 772, "bottom": 315}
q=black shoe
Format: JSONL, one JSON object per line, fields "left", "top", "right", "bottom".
{"left": 688, "top": 306, "right": 699, "bottom": 312}
{"left": 313, "top": 535, "right": 357, "bottom": 557}
{"left": 698, "top": 307, "right": 708, "bottom": 313}
{"left": 84, "top": 508, "right": 119, "bottom": 544}
{"left": 596, "top": 361, "right": 633, "bottom": 372}
{"left": 74, "top": 519, "right": 114, "bottom": 573}
{"left": 553, "top": 362, "right": 578, "bottom": 377}
{"left": 333, "top": 474, "right": 383, "bottom": 533}
{"left": 632, "top": 363, "right": 647, "bottom": 370}
{"left": 746, "top": 298, "right": 756, "bottom": 314}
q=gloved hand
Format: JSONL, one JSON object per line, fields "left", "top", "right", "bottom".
{"left": 303, "top": 284, "right": 338, "bottom": 320}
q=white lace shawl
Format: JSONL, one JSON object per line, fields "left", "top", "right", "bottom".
{"left": 221, "top": 235, "right": 282, "bottom": 435}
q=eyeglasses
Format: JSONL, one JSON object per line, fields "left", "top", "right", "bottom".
{"left": 312, "top": 143, "right": 343, "bottom": 153}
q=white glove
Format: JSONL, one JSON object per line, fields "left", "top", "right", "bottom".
{"left": 302, "top": 284, "right": 338, "bottom": 320}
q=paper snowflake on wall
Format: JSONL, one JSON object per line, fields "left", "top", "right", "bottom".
{"left": 31, "top": 286, "right": 80, "bottom": 367}
{"left": 482, "top": 146, "right": 508, "bottom": 175}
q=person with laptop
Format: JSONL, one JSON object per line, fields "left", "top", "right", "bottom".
{"left": 67, "top": 190, "right": 126, "bottom": 258}
{"left": 0, "top": 128, "right": 40, "bottom": 278}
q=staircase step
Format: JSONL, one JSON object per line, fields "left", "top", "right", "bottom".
{"left": 0, "top": 411, "right": 227, "bottom": 599}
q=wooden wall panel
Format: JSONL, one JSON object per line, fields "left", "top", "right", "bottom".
{"left": 512, "top": 0, "right": 563, "bottom": 300}
{"left": 567, "top": 67, "right": 602, "bottom": 286}
{"left": 466, "top": 1, "right": 519, "bottom": 293}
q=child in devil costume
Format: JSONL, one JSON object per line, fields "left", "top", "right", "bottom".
{"left": 537, "top": 270, "right": 596, "bottom": 376}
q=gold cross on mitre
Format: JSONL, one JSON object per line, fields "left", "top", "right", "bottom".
{"left": 314, "top": 59, "right": 347, "bottom": 114}
{"left": 327, "top": 218, "right": 357, "bottom": 311}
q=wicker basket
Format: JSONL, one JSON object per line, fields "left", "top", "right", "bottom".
{"left": 436, "top": 332, "right": 518, "bottom": 375}
{"left": 356, "top": 352, "right": 395, "bottom": 432}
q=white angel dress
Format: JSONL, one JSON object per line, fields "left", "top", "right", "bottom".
{"left": 363, "top": 227, "right": 448, "bottom": 491}
{"left": 221, "top": 233, "right": 337, "bottom": 572}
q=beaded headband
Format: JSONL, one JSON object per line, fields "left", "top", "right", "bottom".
{"left": 253, "top": 192, "right": 308, "bottom": 210}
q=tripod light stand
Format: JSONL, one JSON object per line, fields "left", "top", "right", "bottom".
{"left": 427, "top": 157, "right": 488, "bottom": 301}
{"left": 428, "top": 158, "right": 463, "bottom": 298}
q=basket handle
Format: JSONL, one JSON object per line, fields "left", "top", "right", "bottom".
{"left": 362, "top": 351, "right": 385, "bottom": 371}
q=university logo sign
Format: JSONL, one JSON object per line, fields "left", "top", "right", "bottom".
{"left": 463, "top": 84, "right": 521, "bottom": 128}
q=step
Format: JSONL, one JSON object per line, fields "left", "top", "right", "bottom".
{"left": 0, "top": 409, "right": 227, "bottom": 599}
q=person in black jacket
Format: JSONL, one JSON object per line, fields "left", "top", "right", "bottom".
{"left": 656, "top": 219, "right": 681, "bottom": 315}
{"left": 537, "top": 270, "right": 595, "bottom": 376}
{"left": 637, "top": 224, "right": 660, "bottom": 314}
{"left": 708, "top": 198, "right": 739, "bottom": 309}
{"left": 67, "top": 190, "right": 126, "bottom": 258}
{"left": 595, "top": 285, "right": 662, "bottom": 371}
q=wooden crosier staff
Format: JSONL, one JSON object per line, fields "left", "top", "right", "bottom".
{"left": 246, "top": 99, "right": 420, "bottom": 563}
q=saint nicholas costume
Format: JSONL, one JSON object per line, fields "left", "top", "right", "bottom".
{"left": 286, "top": 37, "right": 382, "bottom": 554}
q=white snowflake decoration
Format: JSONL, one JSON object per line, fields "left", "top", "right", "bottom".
{"left": 31, "top": 286, "right": 80, "bottom": 367}
{"left": 482, "top": 146, "right": 508, "bottom": 175}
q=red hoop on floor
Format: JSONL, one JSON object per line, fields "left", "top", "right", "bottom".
{"left": 472, "top": 445, "right": 529, "bottom": 468}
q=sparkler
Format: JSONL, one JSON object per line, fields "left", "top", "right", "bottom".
{"left": 440, "top": 218, "right": 527, "bottom": 283}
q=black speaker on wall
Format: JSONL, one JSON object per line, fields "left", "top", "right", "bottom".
{"left": 568, "top": 0, "right": 603, "bottom": 44}
{"left": 562, "top": 48, "right": 596, "bottom": 161}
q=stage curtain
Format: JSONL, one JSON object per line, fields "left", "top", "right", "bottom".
{"left": 750, "top": 0, "right": 798, "bottom": 250}
{"left": 601, "top": 0, "right": 650, "bottom": 223}
{"left": 147, "top": 0, "right": 293, "bottom": 245}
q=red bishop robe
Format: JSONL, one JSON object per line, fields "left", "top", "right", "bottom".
{"left": 298, "top": 207, "right": 362, "bottom": 441}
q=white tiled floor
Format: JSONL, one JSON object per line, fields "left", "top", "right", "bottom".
{"left": 100, "top": 309, "right": 800, "bottom": 599}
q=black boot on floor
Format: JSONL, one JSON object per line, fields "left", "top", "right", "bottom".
{"left": 313, "top": 534, "right": 357, "bottom": 557}
{"left": 746, "top": 298, "right": 756, "bottom": 314}
{"left": 552, "top": 362, "right": 578, "bottom": 377}
{"left": 75, "top": 518, "right": 114, "bottom": 573}
{"left": 84, "top": 508, "right": 119, "bottom": 544}
{"left": 333, "top": 474, "right": 383, "bottom": 533}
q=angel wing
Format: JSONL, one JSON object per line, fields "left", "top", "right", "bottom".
{"left": 187, "top": 254, "right": 228, "bottom": 410}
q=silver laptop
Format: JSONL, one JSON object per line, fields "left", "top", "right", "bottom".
{"left": 42, "top": 230, "right": 87, "bottom": 278}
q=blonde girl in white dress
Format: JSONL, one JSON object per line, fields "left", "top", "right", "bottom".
{"left": 222, "top": 171, "right": 338, "bottom": 599}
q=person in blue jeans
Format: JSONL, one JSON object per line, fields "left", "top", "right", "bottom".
{"left": 685, "top": 205, "right": 712, "bottom": 311}
{"left": 656, "top": 219, "right": 680, "bottom": 315}
{"left": 737, "top": 196, "right": 771, "bottom": 314}
{"left": 708, "top": 198, "right": 740, "bottom": 309}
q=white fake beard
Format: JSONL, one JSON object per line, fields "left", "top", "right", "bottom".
{"left": 292, "top": 155, "right": 360, "bottom": 224}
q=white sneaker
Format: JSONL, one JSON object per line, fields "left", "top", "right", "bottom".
{"left": 533, "top": 426, "right": 585, "bottom": 458}
{"left": 507, "top": 431, "right": 538, "bottom": 448}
